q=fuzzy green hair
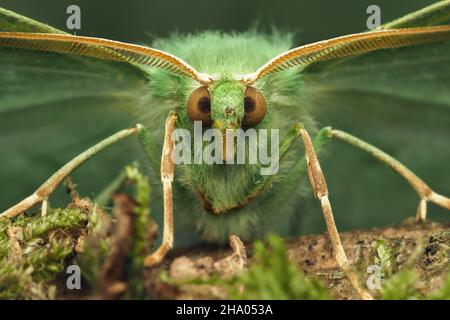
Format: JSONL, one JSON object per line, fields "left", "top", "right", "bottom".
{"left": 132, "top": 30, "right": 316, "bottom": 245}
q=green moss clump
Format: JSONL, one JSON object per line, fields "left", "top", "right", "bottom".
{"left": 162, "top": 235, "right": 330, "bottom": 300}
{"left": 380, "top": 269, "right": 421, "bottom": 300}
{"left": 124, "top": 165, "right": 154, "bottom": 299}
{"left": 75, "top": 204, "right": 112, "bottom": 288}
{"left": 427, "top": 273, "right": 450, "bottom": 300}
{"left": 231, "top": 235, "right": 329, "bottom": 300}
{"left": 0, "top": 207, "right": 88, "bottom": 299}
{"left": 378, "top": 231, "right": 450, "bottom": 300}
{"left": 76, "top": 164, "right": 155, "bottom": 299}
{"left": 380, "top": 269, "right": 450, "bottom": 300}
{"left": 372, "top": 240, "right": 393, "bottom": 278}
{"left": 0, "top": 259, "right": 56, "bottom": 299}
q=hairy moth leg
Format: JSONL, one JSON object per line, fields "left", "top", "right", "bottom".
{"left": 0, "top": 128, "right": 139, "bottom": 219}
{"left": 294, "top": 124, "right": 374, "bottom": 300}
{"left": 144, "top": 112, "right": 177, "bottom": 267}
{"left": 235, "top": 124, "right": 370, "bottom": 298}
{"left": 325, "top": 128, "right": 450, "bottom": 222}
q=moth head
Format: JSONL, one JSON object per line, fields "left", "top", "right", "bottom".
{"left": 186, "top": 79, "right": 266, "bottom": 130}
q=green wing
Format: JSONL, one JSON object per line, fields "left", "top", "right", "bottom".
{"left": 299, "top": 2, "right": 450, "bottom": 233}
{"left": 0, "top": 7, "right": 150, "bottom": 209}
{"left": 0, "top": 7, "right": 64, "bottom": 33}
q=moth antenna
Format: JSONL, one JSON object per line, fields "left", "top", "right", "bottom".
{"left": 0, "top": 32, "right": 212, "bottom": 85}
{"left": 241, "top": 25, "right": 450, "bottom": 84}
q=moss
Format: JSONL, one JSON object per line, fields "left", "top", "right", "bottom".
{"left": 124, "top": 165, "right": 154, "bottom": 299}
{"left": 0, "top": 259, "right": 56, "bottom": 300}
{"left": 25, "top": 236, "right": 74, "bottom": 281}
{"left": 378, "top": 230, "right": 450, "bottom": 300}
{"left": 14, "top": 208, "right": 87, "bottom": 240}
{"left": 380, "top": 269, "right": 421, "bottom": 300}
{"left": 427, "top": 273, "right": 450, "bottom": 300}
{"left": 422, "top": 231, "right": 449, "bottom": 272}
{"left": 75, "top": 204, "right": 112, "bottom": 288}
{"left": 372, "top": 240, "right": 393, "bottom": 278}
{"left": 0, "top": 207, "right": 88, "bottom": 299}
{"left": 380, "top": 269, "right": 450, "bottom": 300}
{"left": 160, "top": 234, "right": 330, "bottom": 300}
{"left": 231, "top": 235, "right": 329, "bottom": 300}
{"left": 0, "top": 164, "right": 155, "bottom": 299}
{"left": 75, "top": 164, "right": 155, "bottom": 299}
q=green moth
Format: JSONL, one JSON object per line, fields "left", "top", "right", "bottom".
{"left": 1, "top": 2, "right": 450, "bottom": 299}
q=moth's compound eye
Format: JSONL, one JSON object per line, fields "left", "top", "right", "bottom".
{"left": 243, "top": 86, "right": 266, "bottom": 127}
{"left": 187, "top": 86, "right": 212, "bottom": 126}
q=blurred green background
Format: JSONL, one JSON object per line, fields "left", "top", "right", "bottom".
{"left": 0, "top": 0, "right": 447, "bottom": 238}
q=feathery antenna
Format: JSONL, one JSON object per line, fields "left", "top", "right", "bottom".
{"left": 0, "top": 32, "right": 212, "bottom": 85}
{"left": 240, "top": 25, "right": 450, "bottom": 84}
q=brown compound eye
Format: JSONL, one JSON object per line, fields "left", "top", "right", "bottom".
{"left": 186, "top": 86, "right": 212, "bottom": 126}
{"left": 243, "top": 86, "right": 266, "bottom": 127}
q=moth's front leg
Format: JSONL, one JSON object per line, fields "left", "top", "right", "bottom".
{"left": 143, "top": 112, "right": 177, "bottom": 267}
{"left": 291, "top": 124, "right": 373, "bottom": 300}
